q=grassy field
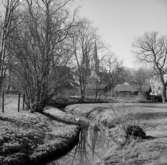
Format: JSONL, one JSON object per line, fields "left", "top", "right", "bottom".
{"left": 0, "top": 95, "right": 79, "bottom": 165}
{"left": 58, "top": 103, "right": 167, "bottom": 165}
{"left": 2, "top": 95, "right": 167, "bottom": 165}
{"left": 104, "top": 103, "right": 167, "bottom": 165}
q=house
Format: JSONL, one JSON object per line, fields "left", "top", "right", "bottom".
{"left": 114, "top": 82, "right": 139, "bottom": 96}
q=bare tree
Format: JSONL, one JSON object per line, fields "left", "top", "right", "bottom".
{"left": 132, "top": 68, "right": 152, "bottom": 93}
{"left": 0, "top": 0, "right": 20, "bottom": 91}
{"left": 133, "top": 32, "right": 167, "bottom": 103}
{"left": 71, "top": 20, "right": 96, "bottom": 101}
{"left": 101, "top": 57, "right": 127, "bottom": 93}
{"left": 8, "top": 0, "right": 75, "bottom": 111}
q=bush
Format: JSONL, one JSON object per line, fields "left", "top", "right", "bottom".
{"left": 125, "top": 125, "right": 146, "bottom": 140}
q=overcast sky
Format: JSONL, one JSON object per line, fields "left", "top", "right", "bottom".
{"left": 73, "top": 0, "right": 167, "bottom": 68}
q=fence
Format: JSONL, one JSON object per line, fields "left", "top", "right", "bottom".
{"left": 1, "top": 91, "right": 25, "bottom": 113}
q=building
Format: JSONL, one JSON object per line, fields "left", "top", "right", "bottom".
{"left": 114, "top": 82, "right": 139, "bottom": 96}
{"left": 86, "top": 42, "right": 105, "bottom": 97}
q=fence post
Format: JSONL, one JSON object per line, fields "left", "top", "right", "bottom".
{"left": 18, "top": 93, "right": 21, "bottom": 112}
{"left": 22, "top": 94, "right": 25, "bottom": 110}
{"left": 2, "top": 91, "right": 4, "bottom": 113}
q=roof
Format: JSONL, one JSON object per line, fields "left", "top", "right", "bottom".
{"left": 89, "top": 70, "right": 100, "bottom": 81}
{"left": 87, "top": 83, "right": 106, "bottom": 90}
{"left": 114, "top": 82, "right": 138, "bottom": 92}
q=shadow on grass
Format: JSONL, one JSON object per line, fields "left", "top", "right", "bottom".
{"left": 138, "top": 104, "right": 167, "bottom": 109}
{"left": 130, "top": 112, "right": 167, "bottom": 120}
{"left": 108, "top": 112, "right": 167, "bottom": 131}
{"left": 117, "top": 103, "right": 167, "bottom": 109}
{"left": 0, "top": 116, "right": 18, "bottom": 123}
{"left": 0, "top": 116, "right": 41, "bottom": 129}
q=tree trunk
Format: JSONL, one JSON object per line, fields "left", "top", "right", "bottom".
{"left": 161, "top": 84, "right": 166, "bottom": 103}
{"left": 0, "top": 77, "right": 3, "bottom": 93}
{"left": 159, "top": 73, "right": 166, "bottom": 103}
{"left": 80, "top": 89, "right": 85, "bottom": 102}
{"left": 30, "top": 101, "right": 45, "bottom": 112}
{"left": 31, "top": 91, "right": 47, "bottom": 112}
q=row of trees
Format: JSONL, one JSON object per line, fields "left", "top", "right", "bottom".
{"left": 1, "top": 0, "right": 79, "bottom": 111}
{"left": 0, "top": 0, "right": 20, "bottom": 91}
{"left": 0, "top": 0, "right": 112, "bottom": 111}
{"left": 101, "top": 60, "right": 152, "bottom": 95}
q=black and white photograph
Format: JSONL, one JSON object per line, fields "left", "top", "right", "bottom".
{"left": 0, "top": 0, "right": 167, "bottom": 164}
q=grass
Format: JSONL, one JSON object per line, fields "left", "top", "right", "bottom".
{"left": 0, "top": 95, "right": 79, "bottom": 165}
{"left": 2, "top": 95, "right": 167, "bottom": 165}
{"left": 57, "top": 103, "right": 167, "bottom": 165}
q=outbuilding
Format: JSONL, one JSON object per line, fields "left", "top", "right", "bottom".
{"left": 114, "top": 82, "right": 139, "bottom": 96}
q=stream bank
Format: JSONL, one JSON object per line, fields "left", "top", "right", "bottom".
{"left": 0, "top": 107, "right": 80, "bottom": 165}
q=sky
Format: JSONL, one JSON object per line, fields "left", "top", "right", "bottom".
{"left": 72, "top": 0, "right": 167, "bottom": 69}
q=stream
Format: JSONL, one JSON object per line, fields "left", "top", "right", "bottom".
{"left": 45, "top": 103, "right": 117, "bottom": 165}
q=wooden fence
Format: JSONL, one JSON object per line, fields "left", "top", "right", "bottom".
{"left": 1, "top": 91, "right": 25, "bottom": 113}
